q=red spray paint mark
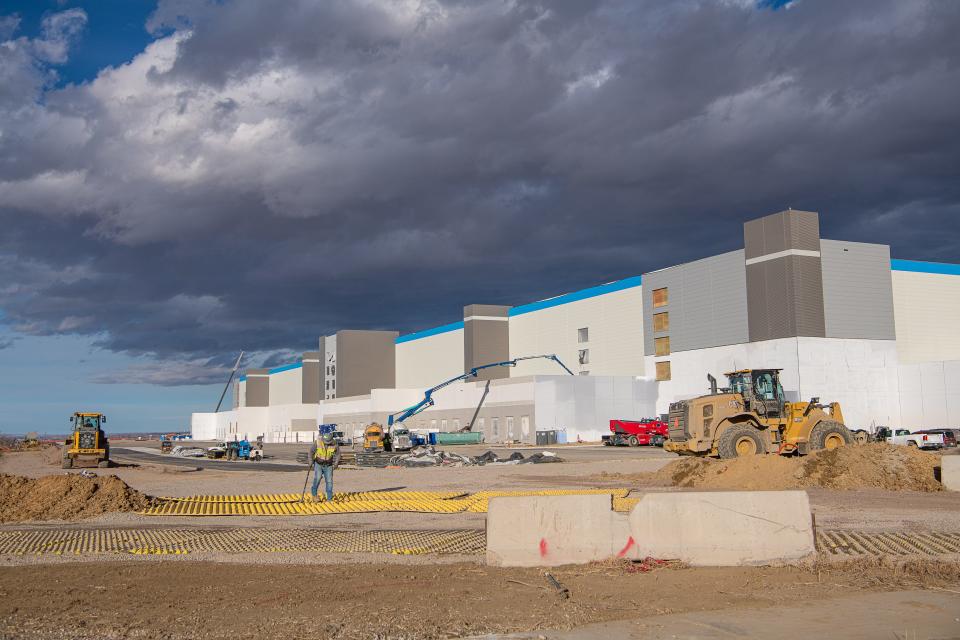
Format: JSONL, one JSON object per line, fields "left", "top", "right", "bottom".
{"left": 539, "top": 538, "right": 548, "bottom": 557}
{"left": 617, "top": 536, "right": 636, "bottom": 558}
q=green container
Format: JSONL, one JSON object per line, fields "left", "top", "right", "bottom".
{"left": 435, "top": 432, "right": 484, "bottom": 445}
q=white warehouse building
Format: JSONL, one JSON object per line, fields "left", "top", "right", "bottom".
{"left": 192, "top": 209, "right": 960, "bottom": 443}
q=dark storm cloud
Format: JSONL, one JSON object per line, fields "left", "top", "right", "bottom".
{"left": 1, "top": 0, "right": 959, "bottom": 384}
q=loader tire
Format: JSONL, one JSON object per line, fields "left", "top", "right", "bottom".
{"left": 717, "top": 424, "right": 767, "bottom": 458}
{"left": 627, "top": 436, "right": 639, "bottom": 447}
{"left": 61, "top": 454, "right": 73, "bottom": 469}
{"left": 809, "top": 420, "right": 853, "bottom": 452}
{"left": 717, "top": 424, "right": 764, "bottom": 459}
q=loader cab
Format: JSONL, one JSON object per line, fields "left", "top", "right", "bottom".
{"left": 725, "top": 369, "right": 785, "bottom": 419}
{"left": 71, "top": 413, "right": 105, "bottom": 432}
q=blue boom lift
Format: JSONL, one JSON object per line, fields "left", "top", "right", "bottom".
{"left": 385, "top": 354, "right": 575, "bottom": 440}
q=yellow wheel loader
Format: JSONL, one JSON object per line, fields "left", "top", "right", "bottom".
{"left": 63, "top": 412, "right": 110, "bottom": 469}
{"left": 664, "top": 369, "right": 852, "bottom": 459}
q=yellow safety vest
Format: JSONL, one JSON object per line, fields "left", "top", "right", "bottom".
{"left": 315, "top": 442, "right": 335, "bottom": 463}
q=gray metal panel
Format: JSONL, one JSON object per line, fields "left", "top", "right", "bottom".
{"left": 336, "top": 330, "right": 398, "bottom": 397}
{"left": 464, "top": 304, "right": 510, "bottom": 380}
{"left": 301, "top": 351, "right": 321, "bottom": 404}
{"left": 789, "top": 211, "right": 821, "bottom": 252}
{"left": 245, "top": 370, "right": 269, "bottom": 407}
{"left": 747, "top": 259, "right": 792, "bottom": 340}
{"left": 642, "top": 250, "right": 749, "bottom": 355}
{"left": 744, "top": 209, "right": 826, "bottom": 341}
{"left": 743, "top": 209, "right": 819, "bottom": 259}
{"left": 793, "top": 255, "right": 826, "bottom": 337}
{"left": 464, "top": 304, "right": 509, "bottom": 318}
{"left": 820, "top": 239, "right": 896, "bottom": 339}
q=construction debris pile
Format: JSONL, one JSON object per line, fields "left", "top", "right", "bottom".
{"left": 0, "top": 473, "right": 153, "bottom": 523}
{"left": 169, "top": 446, "right": 206, "bottom": 458}
{"left": 657, "top": 443, "right": 942, "bottom": 492}
{"left": 388, "top": 447, "right": 562, "bottom": 468}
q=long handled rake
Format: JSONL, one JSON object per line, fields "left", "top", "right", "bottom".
{"left": 300, "top": 460, "right": 313, "bottom": 503}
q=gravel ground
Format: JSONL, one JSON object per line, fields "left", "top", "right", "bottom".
{"left": 3, "top": 443, "right": 959, "bottom": 534}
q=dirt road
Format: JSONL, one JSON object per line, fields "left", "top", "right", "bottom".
{"left": 1, "top": 558, "right": 957, "bottom": 639}
{"left": 3, "top": 446, "right": 959, "bottom": 533}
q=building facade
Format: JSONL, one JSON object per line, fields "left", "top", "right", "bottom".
{"left": 193, "top": 209, "right": 960, "bottom": 443}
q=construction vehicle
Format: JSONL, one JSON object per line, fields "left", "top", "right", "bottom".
{"left": 62, "top": 412, "right": 110, "bottom": 469}
{"left": 363, "top": 423, "right": 387, "bottom": 452}
{"left": 207, "top": 442, "right": 228, "bottom": 459}
{"left": 15, "top": 432, "right": 41, "bottom": 451}
{"left": 228, "top": 439, "right": 263, "bottom": 460}
{"left": 160, "top": 434, "right": 174, "bottom": 453}
{"left": 385, "top": 354, "right": 574, "bottom": 442}
{"left": 602, "top": 418, "right": 668, "bottom": 447}
{"left": 664, "top": 369, "right": 852, "bottom": 458}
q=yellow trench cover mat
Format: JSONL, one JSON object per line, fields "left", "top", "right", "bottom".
{"left": 3, "top": 527, "right": 957, "bottom": 557}
{"left": 0, "top": 528, "right": 485, "bottom": 556}
{"left": 140, "top": 488, "right": 632, "bottom": 516}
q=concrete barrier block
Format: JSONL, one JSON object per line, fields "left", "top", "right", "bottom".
{"left": 486, "top": 494, "right": 631, "bottom": 567}
{"left": 943, "top": 456, "right": 960, "bottom": 491}
{"left": 628, "top": 491, "right": 815, "bottom": 566}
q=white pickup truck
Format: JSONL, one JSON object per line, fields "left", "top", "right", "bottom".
{"left": 875, "top": 427, "right": 945, "bottom": 450}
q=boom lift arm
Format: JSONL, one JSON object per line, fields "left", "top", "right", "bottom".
{"left": 387, "top": 354, "right": 574, "bottom": 428}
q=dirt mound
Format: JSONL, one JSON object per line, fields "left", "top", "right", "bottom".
{"left": 0, "top": 474, "right": 152, "bottom": 523}
{"left": 655, "top": 443, "right": 942, "bottom": 492}
{"left": 41, "top": 444, "right": 64, "bottom": 466}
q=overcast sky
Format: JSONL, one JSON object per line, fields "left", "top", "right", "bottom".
{"left": 1, "top": 0, "right": 959, "bottom": 433}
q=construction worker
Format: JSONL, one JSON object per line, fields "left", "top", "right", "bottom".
{"left": 309, "top": 431, "right": 341, "bottom": 501}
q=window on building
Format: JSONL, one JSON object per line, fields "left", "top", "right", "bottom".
{"left": 655, "top": 361, "right": 672, "bottom": 381}
{"left": 430, "top": 420, "right": 437, "bottom": 430}
{"left": 478, "top": 417, "right": 485, "bottom": 432}
{"left": 492, "top": 418, "right": 499, "bottom": 436}
{"left": 326, "top": 366, "right": 330, "bottom": 375}
{"left": 653, "top": 312, "right": 669, "bottom": 332}
{"left": 578, "top": 349, "right": 590, "bottom": 365}
{"left": 330, "top": 365, "right": 335, "bottom": 376}
{"left": 506, "top": 416, "right": 515, "bottom": 438}
{"left": 652, "top": 287, "right": 668, "bottom": 308}
{"left": 655, "top": 336, "right": 671, "bottom": 356}
{"left": 325, "top": 381, "right": 330, "bottom": 390}
{"left": 331, "top": 379, "right": 335, "bottom": 389}
{"left": 453, "top": 419, "right": 460, "bottom": 430}
{"left": 441, "top": 419, "right": 448, "bottom": 431}
{"left": 578, "top": 327, "right": 589, "bottom": 343}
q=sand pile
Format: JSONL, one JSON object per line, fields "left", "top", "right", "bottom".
{"left": 655, "top": 443, "right": 942, "bottom": 492}
{"left": 41, "top": 444, "right": 64, "bottom": 466}
{"left": 0, "top": 473, "right": 152, "bottom": 523}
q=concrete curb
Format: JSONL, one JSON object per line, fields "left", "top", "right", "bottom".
{"left": 942, "top": 456, "right": 960, "bottom": 491}
{"left": 487, "top": 491, "right": 815, "bottom": 567}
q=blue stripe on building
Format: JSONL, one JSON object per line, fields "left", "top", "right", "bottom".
{"left": 268, "top": 362, "right": 303, "bottom": 375}
{"left": 395, "top": 320, "right": 465, "bottom": 344}
{"left": 509, "top": 275, "right": 643, "bottom": 317}
{"left": 891, "top": 259, "right": 960, "bottom": 276}
{"left": 393, "top": 276, "right": 644, "bottom": 344}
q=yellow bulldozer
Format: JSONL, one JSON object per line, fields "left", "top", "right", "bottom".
{"left": 664, "top": 369, "right": 852, "bottom": 458}
{"left": 62, "top": 412, "right": 110, "bottom": 469}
